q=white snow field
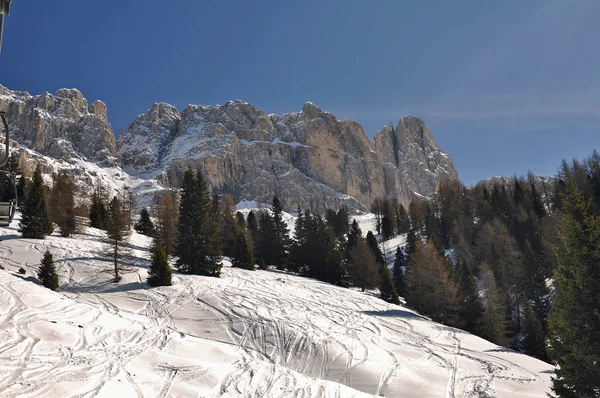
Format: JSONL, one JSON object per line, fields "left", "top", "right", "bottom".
{"left": 0, "top": 216, "right": 554, "bottom": 397}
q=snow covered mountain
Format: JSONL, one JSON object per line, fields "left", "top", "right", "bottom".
{"left": 0, "top": 215, "right": 554, "bottom": 397}
{"left": 0, "top": 83, "right": 457, "bottom": 212}
{"left": 118, "top": 101, "right": 458, "bottom": 212}
{"left": 0, "top": 84, "right": 117, "bottom": 167}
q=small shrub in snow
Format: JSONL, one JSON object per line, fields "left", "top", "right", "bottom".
{"left": 18, "top": 267, "right": 26, "bottom": 275}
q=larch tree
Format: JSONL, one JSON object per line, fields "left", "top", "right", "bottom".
{"left": 479, "top": 261, "right": 509, "bottom": 346}
{"left": 105, "top": 196, "right": 129, "bottom": 282}
{"left": 347, "top": 237, "right": 379, "bottom": 292}
{"left": 155, "top": 191, "right": 178, "bottom": 256}
{"left": 19, "top": 164, "right": 54, "bottom": 239}
{"left": 405, "top": 242, "right": 461, "bottom": 326}
{"left": 50, "top": 171, "right": 77, "bottom": 237}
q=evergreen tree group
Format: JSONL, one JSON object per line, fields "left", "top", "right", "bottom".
{"left": 176, "top": 169, "right": 222, "bottom": 276}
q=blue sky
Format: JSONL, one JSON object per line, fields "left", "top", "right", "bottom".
{"left": 1, "top": 0, "right": 599, "bottom": 185}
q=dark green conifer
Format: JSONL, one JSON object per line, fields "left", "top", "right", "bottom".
{"left": 366, "top": 231, "right": 384, "bottom": 265}
{"left": 134, "top": 208, "right": 155, "bottom": 236}
{"left": 19, "top": 164, "right": 54, "bottom": 239}
{"left": 271, "top": 196, "right": 290, "bottom": 269}
{"left": 379, "top": 265, "right": 400, "bottom": 304}
{"left": 522, "top": 302, "right": 548, "bottom": 362}
{"left": 147, "top": 243, "right": 172, "bottom": 287}
{"left": 37, "top": 250, "right": 59, "bottom": 290}
{"left": 392, "top": 246, "right": 406, "bottom": 297}
{"left": 176, "top": 169, "right": 222, "bottom": 276}
{"left": 548, "top": 182, "right": 600, "bottom": 397}
{"left": 89, "top": 191, "right": 107, "bottom": 230}
{"left": 232, "top": 231, "right": 254, "bottom": 270}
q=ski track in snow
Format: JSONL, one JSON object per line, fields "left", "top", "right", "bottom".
{"left": 0, "top": 216, "right": 553, "bottom": 397}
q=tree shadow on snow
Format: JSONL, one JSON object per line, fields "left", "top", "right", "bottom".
{"left": 0, "top": 234, "right": 24, "bottom": 241}
{"left": 362, "top": 309, "right": 426, "bottom": 320}
{"left": 100, "top": 282, "right": 149, "bottom": 293}
{"left": 11, "top": 272, "right": 41, "bottom": 285}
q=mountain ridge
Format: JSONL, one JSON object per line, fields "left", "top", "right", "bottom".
{"left": 1, "top": 84, "right": 458, "bottom": 212}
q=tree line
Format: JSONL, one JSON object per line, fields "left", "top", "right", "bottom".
{"left": 379, "top": 152, "right": 600, "bottom": 398}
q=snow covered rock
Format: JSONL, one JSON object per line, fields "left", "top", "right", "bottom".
{"left": 119, "top": 101, "right": 458, "bottom": 212}
{"left": 0, "top": 84, "right": 117, "bottom": 166}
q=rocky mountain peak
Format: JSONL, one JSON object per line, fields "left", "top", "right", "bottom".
{"left": 119, "top": 100, "right": 458, "bottom": 212}
{"left": 0, "top": 85, "right": 117, "bottom": 166}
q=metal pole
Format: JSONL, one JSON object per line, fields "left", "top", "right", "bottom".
{"left": 0, "top": 14, "right": 4, "bottom": 54}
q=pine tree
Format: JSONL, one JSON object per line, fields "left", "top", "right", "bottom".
{"left": 106, "top": 196, "right": 129, "bottom": 282}
{"left": 50, "top": 171, "right": 77, "bottom": 237}
{"left": 247, "top": 210, "right": 259, "bottom": 260}
{"left": 218, "top": 194, "right": 237, "bottom": 257}
{"left": 392, "top": 246, "right": 406, "bottom": 297}
{"left": 366, "top": 231, "right": 384, "bottom": 265}
{"left": 232, "top": 231, "right": 254, "bottom": 270}
{"left": 19, "top": 164, "right": 54, "bottom": 239}
{"left": 271, "top": 196, "right": 290, "bottom": 269}
{"left": 548, "top": 182, "right": 600, "bottom": 397}
{"left": 347, "top": 219, "right": 362, "bottom": 251}
{"left": 522, "top": 302, "right": 548, "bottom": 362}
{"left": 89, "top": 188, "right": 108, "bottom": 230}
{"left": 37, "top": 250, "right": 59, "bottom": 290}
{"left": 256, "top": 210, "right": 276, "bottom": 266}
{"left": 397, "top": 204, "right": 411, "bottom": 234}
{"left": 176, "top": 169, "right": 222, "bottom": 277}
{"left": 381, "top": 199, "right": 396, "bottom": 240}
{"left": 134, "top": 208, "right": 155, "bottom": 236}
{"left": 324, "top": 225, "right": 348, "bottom": 286}
{"left": 380, "top": 265, "right": 400, "bottom": 304}
{"left": 147, "top": 243, "right": 172, "bottom": 287}
{"left": 405, "top": 229, "right": 418, "bottom": 261}
{"left": 236, "top": 211, "right": 246, "bottom": 230}
{"left": 289, "top": 207, "right": 308, "bottom": 273}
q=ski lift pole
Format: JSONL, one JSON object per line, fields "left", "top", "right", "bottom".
{"left": 0, "top": 112, "right": 8, "bottom": 168}
{"left": 0, "top": 0, "right": 11, "bottom": 54}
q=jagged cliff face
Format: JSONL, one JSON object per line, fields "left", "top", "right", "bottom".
{"left": 0, "top": 84, "right": 117, "bottom": 166}
{"left": 119, "top": 101, "right": 458, "bottom": 212}
{"left": 0, "top": 82, "right": 458, "bottom": 213}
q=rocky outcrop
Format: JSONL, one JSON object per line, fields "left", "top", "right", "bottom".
{"left": 119, "top": 101, "right": 458, "bottom": 212}
{"left": 0, "top": 82, "right": 458, "bottom": 213}
{"left": 0, "top": 84, "right": 117, "bottom": 166}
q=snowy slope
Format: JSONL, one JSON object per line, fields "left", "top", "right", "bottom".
{"left": 0, "top": 215, "right": 554, "bottom": 398}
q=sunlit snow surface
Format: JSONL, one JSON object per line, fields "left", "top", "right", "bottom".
{"left": 0, "top": 214, "right": 553, "bottom": 397}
